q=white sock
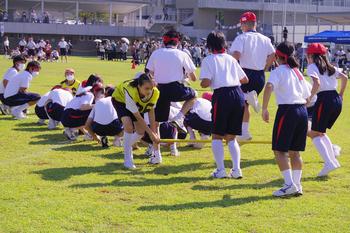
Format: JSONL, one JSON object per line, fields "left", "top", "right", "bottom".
{"left": 212, "top": 139, "right": 225, "bottom": 171}
{"left": 187, "top": 126, "right": 196, "bottom": 140}
{"left": 313, "top": 136, "right": 335, "bottom": 167}
{"left": 292, "top": 170, "right": 302, "bottom": 186}
{"left": 130, "top": 132, "right": 143, "bottom": 145}
{"left": 153, "top": 148, "right": 162, "bottom": 158}
{"left": 322, "top": 135, "right": 337, "bottom": 163}
{"left": 282, "top": 169, "right": 294, "bottom": 186}
{"left": 16, "top": 103, "right": 29, "bottom": 113}
{"left": 123, "top": 132, "right": 134, "bottom": 166}
{"left": 228, "top": 139, "right": 241, "bottom": 170}
{"left": 242, "top": 122, "right": 249, "bottom": 135}
{"left": 170, "top": 143, "right": 177, "bottom": 151}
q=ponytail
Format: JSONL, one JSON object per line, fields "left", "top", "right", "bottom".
{"left": 129, "top": 73, "right": 154, "bottom": 88}
{"left": 312, "top": 54, "right": 335, "bottom": 76}
{"left": 276, "top": 42, "right": 299, "bottom": 68}
{"left": 286, "top": 56, "right": 299, "bottom": 69}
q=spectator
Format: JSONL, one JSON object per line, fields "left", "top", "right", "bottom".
{"left": 3, "top": 11, "right": 8, "bottom": 22}
{"left": 3, "top": 36, "right": 10, "bottom": 57}
{"left": 26, "top": 37, "right": 37, "bottom": 60}
{"left": 30, "top": 9, "right": 37, "bottom": 23}
{"left": 163, "top": 7, "right": 169, "bottom": 21}
{"left": 121, "top": 41, "right": 128, "bottom": 60}
{"left": 43, "top": 12, "right": 50, "bottom": 24}
{"left": 193, "top": 44, "right": 202, "bottom": 67}
{"left": 22, "top": 11, "right": 27, "bottom": 22}
{"left": 68, "top": 40, "right": 73, "bottom": 55}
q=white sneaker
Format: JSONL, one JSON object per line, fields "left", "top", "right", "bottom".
{"left": 48, "top": 119, "right": 58, "bottom": 129}
{"left": 84, "top": 133, "right": 94, "bottom": 141}
{"left": 296, "top": 184, "right": 303, "bottom": 196}
{"left": 113, "top": 137, "right": 123, "bottom": 147}
{"left": 124, "top": 162, "right": 136, "bottom": 169}
{"left": 64, "top": 128, "right": 77, "bottom": 141}
{"left": 170, "top": 148, "right": 180, "bottom": 156}
{"left": 37, "top": 119, "right": 46, "bottom": 125}
{"left": 211, "top": 168, "right": 227, "bottom": 178}
{"left": 333, "top": 159, "right": 341, "bottom": 168}
{"left": 144, "top": 144, "right": 153, "bottom": 157}
{"left": 170, "top": 116, "right": 187, "bottom": 134}
{"left": 333, "top": 144, "right": 341, "bottom": 157}
{"left": 317, "top": 163, "right": 338, "bottom": 177}
{"left": 237, "top": 133, "right": 252, "bottom": 141}
{"left": 273, "top": 183, "right": 298, "bottom": 197}
{"left": 14, "top": 111, "right": 26, "bottom": 120}
{"left": 228, "top": 168, "right": 243, "bottom": 179}
{"left": 246, "top": 90, "right": 261, "bottom": 113}
{"left": 149, "top": 155, "right": 162, "bottom": 164}
{"left": 0, "top": 104, "right": 7, "bottom": 115}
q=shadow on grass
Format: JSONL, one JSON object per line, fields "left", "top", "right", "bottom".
{"left": 70, "top": 176, "right": 208, "bottom": 189}
{"left": 137, "top": 194, "right": 275, "bottom": 211}
{"left": 33, "top": 162, "right": 123, "bottom": 181}
{"left": 29, "top": 133, "right": 70, "bottom": 145}
{"left": 240, "top": 158, "right": 275, "bottom": 168}
{"left": 13, "top": 126, "right": 53, "bottom": 132}
{"left": 15, "top": 122, "right": 42, "bottom": 127}
{"left": 192, "top": 178, "right": 284, "bottom": 191}
{"left": 52, "top": 143, "right": 105, "bottom": 152}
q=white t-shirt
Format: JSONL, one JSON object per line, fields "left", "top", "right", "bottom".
{"left": 37, "top": 91, "right": 50, "bottom": 107}
{"left": 58, "top": 41, "right": 68, "bottom": 49}
{"left": 268, "top": 65, "right": 310, "bottom": 105}
{"left": 65, "top": 92, "right": 94, "bottom": 110}
{"left": 307, "top": 63, "right": 341, "bottom": 92}
{"left": 4, "top": 40, "right": 9, "bottom": 47}
{"left": 48, "top": 89, "right": 73, "bottom": 106}
{"left": 88, "top": 97, "right": 118, "bottom": 125}
{"left": 19, "top": 40, "right": 27, "bottom": 46}
{"left": 27, "top": 41, "right": 36, "bottom": 50}
{"left": 200, "top": 53, "right": 246, "bottom": 90}
{"left": 0, "top": 67, "right": 18, "bottom": 94}
{"left": 4, "top": 71, "right": 33, "bottom": 98}
{"left": 146, "top": 48, "right": 196, "bottom": 84}
{"left": 190, "top": 98, "right": 211, "bottom": 122}
{"left": 229, "top": 31, "right": 275, "bottom": 70}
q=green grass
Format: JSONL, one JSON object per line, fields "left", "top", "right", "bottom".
{"left": 0, "top": 57, "right": 350, "bottom": 233}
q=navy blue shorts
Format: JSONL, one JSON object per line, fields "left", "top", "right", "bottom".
{"left": 0, "top": 93, "right": 5, "bottom": 103}
{"left": 142, "top": 122, "right": 187, "bottom": 144}
{"left": 311, "top": 90, "right": 342, "bottom": 133}
{"left": 91, "top": 119, "right": 123, "bottom": 136}
{"left": 4, "top": 92, "right": 41, "bottom": 107}
{"left": 211, "top": 86, "right": 245, "bottom": 136}
{"left": 61, "top": 108, "right": 91, "bottom": 128}
{"left": 46, "top": 102, "right": 64, "bottom": 121}
{"left": 272, "top": 104, "right": 308, "bottom": 152}
{"left": 155, "top": 81, "right": 196, "bottom": 122}
{"left": 307, "top": 105, "right": 316, "bottom": 120}
{"left": 35, "top": 105, "right": 49, "bottom": 120}
{"left": 241, "top": 68, "right": 265, "bottom": 95}
{"left": 112, "top": 99, "right": 137, "bottom": 122}
{"left": 184, "top": 112, "right": 212, "bottom": 135}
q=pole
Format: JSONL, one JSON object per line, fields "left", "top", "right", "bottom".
{"left": 109, "top": 3, "right": 112, "bottom": 26}
{"left": 5, "top": 0, "right": 8, "bottom": 12}
{"left": 41, "top": 0, "right": 44, "bottom": 15}
{"left": 75, "top": 1, "right": 79, "bottom": 23}
{"left": 139, "top": 7, "right": 142, "bottom": 26}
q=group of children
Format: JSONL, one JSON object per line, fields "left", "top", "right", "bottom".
{"left": 0, "top": 12, "right": 347, "bottom": 198}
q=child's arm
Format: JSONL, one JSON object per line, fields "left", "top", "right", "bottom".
{"left": 262, "top": 82, "right": 273, "bottom": 123}
{"left": 309, "top": 76, "right": 320, "bottom": 101}
{"left": 338, "top": 72, "right": 348, "bottom": 99}
{"left": 133, "top": 111, "right": 159, "bottom": 143}
{"left": 200, "top": 79, "right": 211, "bottom": 88}
{"left": 85, "top": 117, "right": 101, "bottom": 143}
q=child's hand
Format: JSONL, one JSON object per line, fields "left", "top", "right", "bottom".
{"left": 262, "top": 108, "right": 269, "bottom": 123}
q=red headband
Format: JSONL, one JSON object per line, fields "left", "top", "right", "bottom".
{"left": 212, "top": 48, "right": 226, "bottom": 54}
{"left": 275, "top": 49, "right": 289, "bottom": 62}
{"left": 163, "top": 35, "right": 179, "bottom": 44}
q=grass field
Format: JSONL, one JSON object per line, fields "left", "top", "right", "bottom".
{"left": 0, "top": 56, "right": 350, "bottom": 233}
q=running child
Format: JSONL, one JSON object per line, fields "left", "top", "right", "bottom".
{"left": 306, "top": 43, "right": 348, "bottom": 177}
{"left": 262, "top": 42, "right": 310, "bottom": 197}
{"left": 200, "top": 31, "right": 248, "bottom": 179}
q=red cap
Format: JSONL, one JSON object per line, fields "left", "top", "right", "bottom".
{"left": 240, "top": 12, "right": 256, "bottom": 23}
{"left": 306, "top": 43, "right": 327, "bottom": 55}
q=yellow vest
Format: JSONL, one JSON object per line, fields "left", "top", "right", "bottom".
{"left": 61, "top": 80, "right": 81, "bottom": 95}
{"left": 113, "top": 80, "right": 159, "bottom": 114}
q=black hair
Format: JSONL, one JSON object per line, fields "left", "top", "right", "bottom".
{"left": 206, "top": 31, "right": 227, "bottom": 53}
{"left": 12, "top": 55, "right": 26, "bottom": 67}
{"left": 105, "top": 86, "right": 115, "bottom": 97}
{"left": 163, "top": 30, "right": 181, "bottom": 46}
{"left": 129, "top": 73, "right": 153, "bottom": 88}
{"left": 312, "top": 54, "right": 335, "bottom": 76}
{"left": 276, "top": 42, "right": 299, "bottom": 68}
{"left": 25, "top": 61, "right": 41, "bottom": 71}
{"left": 86, "top": 74, "right": 103, "bottom": 87}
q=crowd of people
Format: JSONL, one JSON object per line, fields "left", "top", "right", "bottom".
{"left": 0, "top": 9, "right": 51, "bottom": 23}
{"left": 3, "top": 36, "right": 72, "bottom": 63}
{"left": 0, "top": 11, "right": 348, "bottom": 198}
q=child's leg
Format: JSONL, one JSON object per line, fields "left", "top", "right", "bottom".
{"left": 121, "top": 116, "right": 136, "bottom": 168}
{"left": 274, "top": 150, "right": 294, "bottom": 186}
{"left": 289, "top": 151, "right": 303, "bottom": 191}
{"left": 310, "top": 131, "right": 337, "bottom": 168}
{"left": 226, "top": 135, "right": 241, "bottom": 171}
{"left": 322, "top": 134, "right": 340, "bottom": 167}
{"left": 211, "top": 134, "right": 226, "bottom": 176}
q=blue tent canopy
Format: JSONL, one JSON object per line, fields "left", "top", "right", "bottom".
{"left": 304, "top": 30, "right": 350, "bottom": 44}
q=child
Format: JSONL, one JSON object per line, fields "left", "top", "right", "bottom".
{"left": 59, "top": 69, "right": 81, "bottom": 95}
{"left": 35, "top": 91, "right": 50, "bottom": 125}
{"left": 200, "top": 31, "right": 248, "bottom": 179}
{"left": 112, "top": 73, "right": 160, "bottom": 169}
{"left": 262, "top": 42, "right": 310, "bottom": 197}
{"left": 146, "top": 29, "right": 197, "bottom": 164}
{"left": 45, "top": 86, "right": 73, "bottom": 129}
{"left": 185, "top": 92, "right": 212, "bottom": 149}
{"left": 306, "top": 43, "right": 348, "bottom": 177}
{"left": 85, "top": 86, "right": 124, "bottom": 148}
{"left": 3, "top": 61, "right": 41, "bottom": 119}
{"left": 0, "top": 55, "right": 26, "bottom": 115}
{"left": 61, "top": 83, "right": 95, "bottom": 141}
